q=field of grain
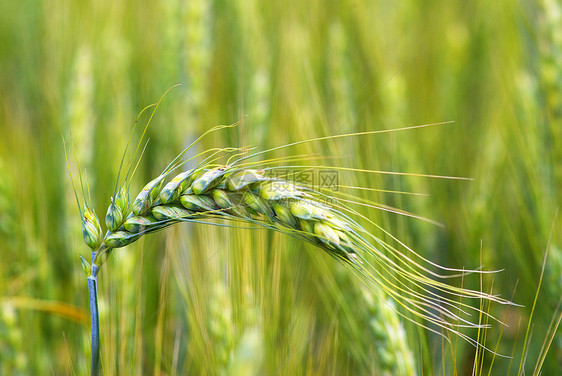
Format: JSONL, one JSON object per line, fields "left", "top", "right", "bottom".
{"left": 0, "top": 0, "right": 560, "bottom": 374}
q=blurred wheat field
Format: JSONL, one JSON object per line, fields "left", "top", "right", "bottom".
{"left": 0, "top": 0, "right": 560, "bottom": 375}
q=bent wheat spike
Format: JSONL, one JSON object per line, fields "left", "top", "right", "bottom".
{"left": 96, "top": 165, "right": 363, "bottom": 264}
{"left": 73, "top": 114, "right": 514, "bottom": 376}
{"left": 86, "top": 146, "right": 513, "bottom": 337}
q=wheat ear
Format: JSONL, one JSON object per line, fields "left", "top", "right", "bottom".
{"left": 72, "top": 99, "right": 514, "bottom": 374}
{"left": 101, "top": 167, "right": 361, "bottom": 261}
{"left": 91, "top": 153, "right": 514, "bottom": 337}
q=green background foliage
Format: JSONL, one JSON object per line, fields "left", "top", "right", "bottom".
{"left": 0, "top": 0, "right": 560, "bottom": 374}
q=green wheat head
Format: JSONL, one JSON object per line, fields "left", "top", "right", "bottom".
{"left": 70, "top": 89, "right": 513, "bottom": 351}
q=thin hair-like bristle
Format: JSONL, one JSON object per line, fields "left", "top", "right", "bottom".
{"left": 62, "top": 135, "right": 83, "bottom": 218}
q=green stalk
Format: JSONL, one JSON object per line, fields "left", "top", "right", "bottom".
{"left": 88, "top": 260, "right": 100, "bottom": 376}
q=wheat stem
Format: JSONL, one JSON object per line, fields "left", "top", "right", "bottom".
{"left": 87, "top": 262, "right": 100, "bottom": 376}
